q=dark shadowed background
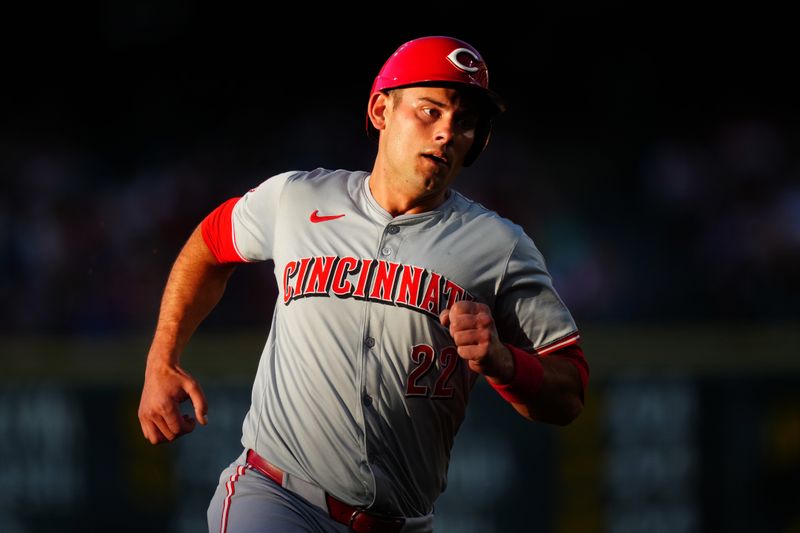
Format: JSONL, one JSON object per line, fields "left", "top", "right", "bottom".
{"left": 1, "top": 5, "right": 799, "bottom": 533}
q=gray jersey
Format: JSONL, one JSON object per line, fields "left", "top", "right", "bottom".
{"left": 224, "top": 168, "right": 578, "bottom": 517}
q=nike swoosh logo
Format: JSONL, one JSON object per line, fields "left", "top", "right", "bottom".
{"left": 310, "top": 210, "right": 346, "bottom": 223}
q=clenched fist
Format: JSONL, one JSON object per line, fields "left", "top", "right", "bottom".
{"left": 439, "top": 301, "right": 514, "bottom": 384}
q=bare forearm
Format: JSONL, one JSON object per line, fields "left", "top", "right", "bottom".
{"left": 148, "top": 225, "right": 236, "bottom": 365}
{"left": 494, "top": 350, "right": 583, "bottom": 425}
{"left": 483, "top": 344, "right": 584, "bottom": 424}
{"left": 511, "top": 355, "right": 583, "bottom": 425}
{"left": 139, "top": 225, "right": 230, "bottom": 443}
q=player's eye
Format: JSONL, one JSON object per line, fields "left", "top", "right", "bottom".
{"left": 421, "top": 107, "right": 440, "bottom": 120}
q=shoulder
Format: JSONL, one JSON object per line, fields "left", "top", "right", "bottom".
{"left": 448, "top": 190, "right": 549, "bottom": 269}
{"left": 247, "top": 168, "right": 368, "bottom": 202}
{"left": 278, "top": 168, "right": 368, "bottom": 187}
{"left": 250, "top": 168, "right": 367, "bottom": 189}
{"left": 448, "top": 190, "right": 528, "bottom": 245}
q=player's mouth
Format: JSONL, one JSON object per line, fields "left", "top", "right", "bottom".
{"left": 421, "top": 151, "right": 450, "bottom": 168}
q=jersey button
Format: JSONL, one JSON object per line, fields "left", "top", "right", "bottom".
{"left": 365, "top": 337, "right": 375, "bottom": 348}
{"left": 381, "top": 247, "right": 392, "bottom": 256}
{"left": 387, "top": 225, "right": 399, "bottom": 234}
{"left": 362, "top": 394, "right": 373, "bottom": 407}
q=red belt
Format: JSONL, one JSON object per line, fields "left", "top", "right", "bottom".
{"left": 246, "top": 449, "right": 406, "bottom": 533}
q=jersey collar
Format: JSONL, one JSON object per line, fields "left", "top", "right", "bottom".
{"left": 362, "top": 174, "right": 458, "bottom": 224}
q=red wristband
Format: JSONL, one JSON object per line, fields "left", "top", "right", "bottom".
{"left": 488, "top": 344, "right": 544, "bottom": 405}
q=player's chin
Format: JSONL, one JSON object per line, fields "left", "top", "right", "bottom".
{"left": 418, "top": 173, "right": 450, "bottom": 195}
{"left": 418, "top": 159, "right": 455, "bottom": 185}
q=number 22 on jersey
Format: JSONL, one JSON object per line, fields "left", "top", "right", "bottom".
{"left": 405, "top": 344, "right": 460, "bottom": 399}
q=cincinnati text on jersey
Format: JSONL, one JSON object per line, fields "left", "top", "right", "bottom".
{"left": 282, "top": 256, "right": 475, "bottom": 317}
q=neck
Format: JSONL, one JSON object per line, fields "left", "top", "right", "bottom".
{"left": 368, "top": 166, "right": 450, "bottom": 217}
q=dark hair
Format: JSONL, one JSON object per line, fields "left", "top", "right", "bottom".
{"left": 387, "top": 88, "right": 404, "bottom": 107}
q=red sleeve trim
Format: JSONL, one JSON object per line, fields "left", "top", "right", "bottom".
{"left": 200, "top": 197, "right": 249, "bottom": 264}
{"left": 487, "top": 344, "right": 545, "bottom": 405}
{"left": 534, "top": 331, "right": 581, "bottom": 356}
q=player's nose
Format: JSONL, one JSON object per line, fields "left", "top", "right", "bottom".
{"left": 433, "top": 117, "right": 455, "bottom": 146}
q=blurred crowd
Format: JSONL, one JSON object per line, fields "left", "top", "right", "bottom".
{"left": 471, "top": 117, "right": 799, "bottom": 323}
{"left": 1, "top": 110, "right": 797, "bottom": 335}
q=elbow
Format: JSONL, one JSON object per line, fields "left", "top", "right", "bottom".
{"left": 556, "top": 395, "right": 584, "bottom": 426}
{"left": 556, "top": 360, "right": 588, "bottom": 425}
{"left": 544, "top": 393, "right": 584, "bottom": 426}
{"left": 519, "top": 393, "right": 584, "bottom": 425}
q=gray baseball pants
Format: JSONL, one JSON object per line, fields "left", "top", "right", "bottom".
{"left": 207, "top": 450, "right": 434, "bottom": 533}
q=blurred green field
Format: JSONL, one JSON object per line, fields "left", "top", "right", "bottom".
{"left": 1, "top": 323, "right": 798, "bottom": 532}
{"left": 3, "top": 322, "right": 799, "bottom": 382}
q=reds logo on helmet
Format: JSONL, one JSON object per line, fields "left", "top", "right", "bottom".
{"left": 447, "top": 48, "right": 483, "bottom": 73}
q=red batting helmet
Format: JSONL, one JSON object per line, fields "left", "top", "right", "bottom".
{"left": 367, "top": 36, "right": 506, "bottom": 167}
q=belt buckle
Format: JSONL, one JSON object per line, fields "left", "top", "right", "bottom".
{"left": 349, "top": 510, "right": 362, "bottom": 530}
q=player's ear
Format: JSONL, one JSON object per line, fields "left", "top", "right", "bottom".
{"left": 368, "top": 92, "right": 390, "bottom": 131}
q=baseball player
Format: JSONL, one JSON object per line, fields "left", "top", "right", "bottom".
{"left": 138, "top": 36, "right": 589, "bottom": 533}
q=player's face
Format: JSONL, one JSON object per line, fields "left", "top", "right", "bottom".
{"left": 378, "top": 86, "right": 479, "bottom": 196}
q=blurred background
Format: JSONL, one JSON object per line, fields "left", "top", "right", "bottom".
{"left": 1, "top": 4, "right": 799, "bottom": 532}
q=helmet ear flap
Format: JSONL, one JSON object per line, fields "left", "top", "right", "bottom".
{"left": 464, "top": 118, "right": 492, "bottom": 167}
